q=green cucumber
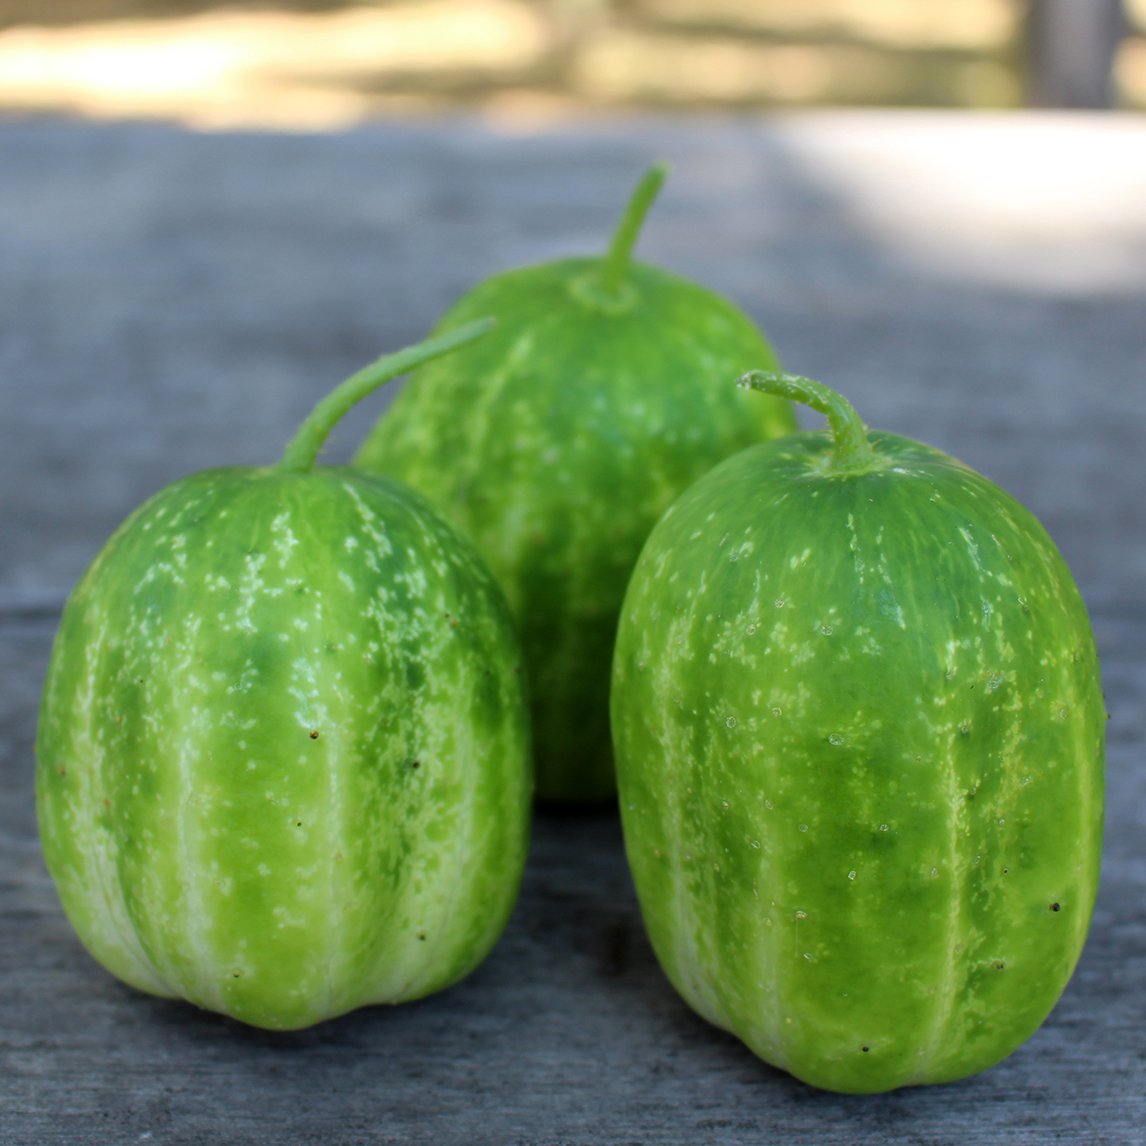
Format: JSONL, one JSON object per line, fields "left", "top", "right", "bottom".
{"left": 354, "top": 167, "right": 796, "bottom": 802}
{"left": 36, "top": 322, "right": 532, "bottom": 1031}
{"left": 611, "top": 372, "right": 1104, "bottom": 1092}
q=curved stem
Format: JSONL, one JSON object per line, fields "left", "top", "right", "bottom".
{"left": 737, "top": 370, "right": 880, "bottom": 473}
{"left": 278, "top": 318, "right": 494, "bottom": 474}
{"left": 598, "top": 163, "right": 669, "bottom": 298}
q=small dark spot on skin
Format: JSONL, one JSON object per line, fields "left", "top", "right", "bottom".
{"left": 411, "top": 760, "right": 420, "bottom": 770}
{"left": 309, "top": 730, "right": 320, "bottom": 740}
{"left": 1051, "top": 902, "right": 1061, "bottom": 912}
{"left": 861, "top": 1046, "right": 870, "bottom": 1054}
{"left": 994, "top": 962, "right": 1005, "bottom": 971}
{"left": 232, "top": 970, "right": 243, "bottom": 978}
{"left": 102, "top": 798, "right": 111, "bottom": 809}
{"left": 1002, "top": 867, "right": 1009, "bottom": 874}
{"left": 295, "top": 820, "right": 303, "bottom": 828}
{"left": 417, "top": 933, "right": 426, "bottom": 942}
{"left": 57, "top": 767, "right": 66, "bottom": 777}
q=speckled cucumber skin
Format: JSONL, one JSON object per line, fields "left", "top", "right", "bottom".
{"left": 611, "top": 429, "right": 1104, "bottom": 1093}
{"left": 36, "top": 466, "right": 531, "bottom": 1031}
{"left": 355, "top": 259, "right": 794, "bottom": 801}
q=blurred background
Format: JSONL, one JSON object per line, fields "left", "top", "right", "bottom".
{"left": 3, "top": 8, "right": 1146, "bottom": 1142}
{"left": 0, "top": 0, "right": 1142, "bottom": 128}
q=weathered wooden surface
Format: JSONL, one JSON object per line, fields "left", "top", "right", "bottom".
{"left": 2, "top": 113, "right": 1144, "bottom": 1144}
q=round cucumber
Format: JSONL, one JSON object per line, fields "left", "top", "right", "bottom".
{"left": 37, "top": 323, "right": 532, "bottom": 1030}
{"left": 355, "top": 167, "right": 795, "bottom": 802}
{"left": 611, "top": 372, "right": 1104, "bottom": 1092}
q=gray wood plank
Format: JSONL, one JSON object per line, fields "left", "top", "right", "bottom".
{"left": 2, "top": 607, "right": 1143, "bottom": 1145}
{"left": 4, "top": 115, "right": 1145, "bottom": 606}
{"left": 2, "top": 115, "right": 1144, "bottom": 1144}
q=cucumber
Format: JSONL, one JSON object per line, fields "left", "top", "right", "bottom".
{"left": 354, "top": 167, "right": 795, "bottom": 802}
{"left": 36, "top": 322, "right": 532, "bottom": 1031}
{"left": 611, "top": 372, "right": 1104, "bottom": 1092}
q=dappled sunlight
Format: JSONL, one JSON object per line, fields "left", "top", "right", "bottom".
{"left": 571, "top": 31, "right": 1019, "bottom": 107}
{"left": 646, "top": 0, "right": 1019, "bottom": 49}
{"left": 0, "top": 0, "right": 1142, "bottom": 127}
{"left": 0, "top": 1, "right": 552, "bottom": 128}
{"left": 772, "top": 114, "right": 1146, "bottom": 292}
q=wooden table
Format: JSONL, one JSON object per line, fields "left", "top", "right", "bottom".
{"left": 2, "top": 112, "right": 1144, "bottom": 1144}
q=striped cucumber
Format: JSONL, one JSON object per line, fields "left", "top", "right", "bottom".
{"left": 36, "top": 322, "right": 532, "bottom": 1031}
{"left": 611, "top": 372, "right": 1104, "bottom": 1092}
{"left": 355, "top": 167, "right": 795, "bottom": 802}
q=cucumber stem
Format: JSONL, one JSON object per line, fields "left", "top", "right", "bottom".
{"left": 738, "top": 371, "right": 881, "bottom": 474}
{"left": 599, "top": 163, "right": 669, "bottom": 297}
{"left": 571, "top": 164, "right": 669, "bottom": 312}
{"left": 278, "top": 319, "right": 494, "bottom": 474}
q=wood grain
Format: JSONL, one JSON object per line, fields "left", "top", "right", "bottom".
{"left": 2, "top": 113, "right": 1143, "bottom": 1144}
